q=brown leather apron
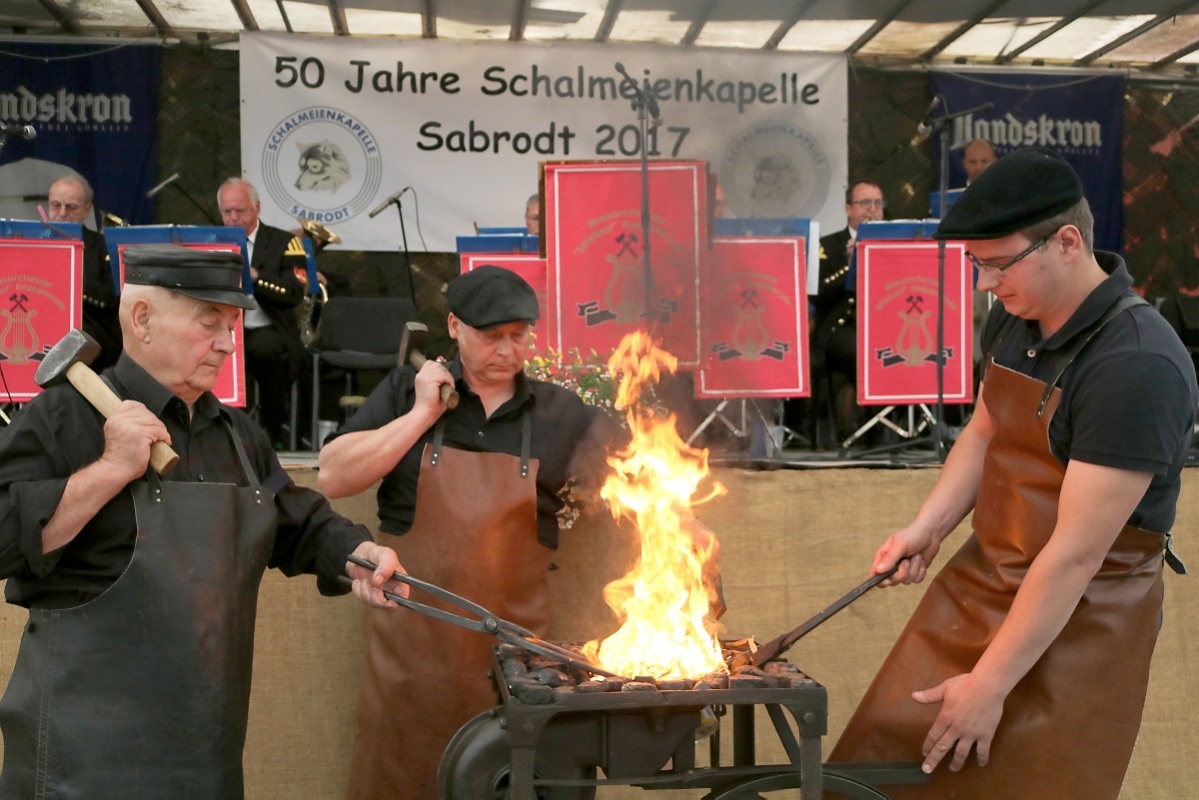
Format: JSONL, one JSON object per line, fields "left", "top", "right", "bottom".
{"left": 0, "top": 413, "right": 276, "bottom": 799}
{"left": 830, "top": 314, "right": 1169, "bottom": 799}
{"left": 346, "top": 413, "right": 550, "bottom": 799}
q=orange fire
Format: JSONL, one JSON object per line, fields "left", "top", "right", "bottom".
{"left": 582, "top": 331, "right": 727, "bottom": 680}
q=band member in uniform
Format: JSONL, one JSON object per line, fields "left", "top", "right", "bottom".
{"left": 47, "top": 173, "right": 122, "bottom": 371}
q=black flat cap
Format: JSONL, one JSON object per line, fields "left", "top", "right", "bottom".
{"left": 124, "top": 245, "right": 254, "bottom": 310}
{"left": 936, "top": 148, "right": 1084, "bottom": 240}
{"left": 447, "top": 265, "right": 540, "bottom": 330}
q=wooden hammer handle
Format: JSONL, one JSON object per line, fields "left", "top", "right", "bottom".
{"left": 65, "top": 361, "right": 180, "bottom": 475}
{"left": 408, "top": 352, "right": 460, "bottom": 410}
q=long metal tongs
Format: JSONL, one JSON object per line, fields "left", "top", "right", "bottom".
{"left": 341, "top": 554, "right": 619, "bottom": 678}
{"left": 749, "top": 561, "right": 902, "bottom": 667}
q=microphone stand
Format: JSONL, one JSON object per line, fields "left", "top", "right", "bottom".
{"left": 927, "top": 101, "right": 993, "bottom": 461}
{"left": 384, "top": 200, "right": 417, "bottom": 302}
{"left": 850, "top": 100, "right": 991, "bottom": 463}
{"left": 615, "top": 63, "right": 661, "bottom": 327}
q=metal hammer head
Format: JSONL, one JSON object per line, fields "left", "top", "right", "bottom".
{"left": 35, "top": 329, "right": 102, "bottom": 389}
{"left": 398, "top": 320, "right": 429, "bottom": 366}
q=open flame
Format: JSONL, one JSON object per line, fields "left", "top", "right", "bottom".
{"left": 582, "top": 331, "right": 727, "bottom": 680}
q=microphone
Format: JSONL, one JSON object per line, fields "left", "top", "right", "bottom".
{"left": 910, "top": 95, "right": 943, "bottom": 146}
{"left": 146, "top": 172, "right": 181, "bottom": 199}
{"left": 368, "top": 186, "right": 411, "bottom": 219}
{"left": 0, "top": 124, "right": 36, "bottom": 140}
{"left": 614, "top": 63, "right": 660, "bottom": 124}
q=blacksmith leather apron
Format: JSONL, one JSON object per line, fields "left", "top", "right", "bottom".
{"left": 0, "top": 412, "right": 276, "bottom": 799}
{"left": 346, "top": 412, "right": 550, "bottom": 799}
{"left": 830, "top": 299, "right": 1170, "bottom": 799}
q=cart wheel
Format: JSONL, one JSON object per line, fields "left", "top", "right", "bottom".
{"left": 706, "top": 769, "right": 890, "bottom": 799}
{"left": 437, "top": 711, "right": 526, "bottom": 799}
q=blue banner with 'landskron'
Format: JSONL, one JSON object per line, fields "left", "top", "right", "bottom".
{"left": 929, "top": 71, "right": 1124, "bottom": 252}
{"left": 0, "top": 42, "right": 160, "bottom": 225}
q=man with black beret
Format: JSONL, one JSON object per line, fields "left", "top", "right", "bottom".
{"left": 0, "top": 244, "right": 409, "bottom": 799}
{"left": 319, "top": 265, "right": 622, "bottom": 798}
{"left": 830, "top": 149, "right": 1197, "bottom": 798}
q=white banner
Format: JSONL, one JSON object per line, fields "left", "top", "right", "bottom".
{"left": 240, "top": 33, "right": 847, "bottom": 253}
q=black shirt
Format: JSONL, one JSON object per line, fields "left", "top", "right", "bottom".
{"left": 0, "top": 353, "right": 371, "bottom": 609}
{"left": 982, "top": 252, "right": 1197, "bottom": 532}
{"left": 329, "top": 359, "right": 619, "bottom": 549}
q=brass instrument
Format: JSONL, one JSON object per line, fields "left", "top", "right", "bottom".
{"left": 294, "top": 216, "right": 339, "bottom": 347}
{"left": 100, "top": 211, "right": 127, "bottom": 228}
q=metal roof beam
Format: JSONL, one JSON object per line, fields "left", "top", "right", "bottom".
{"left": 764, "top": 0, "right": 819, "bottom": 50}
{"left": 327, "top": 0, "right": 348, "bottom": 35}
{"left": 1076, "top": 1, "right": 1198, "bottom": 66}
{"left": 132, "top": 0, "right": 174, "bottom": 39}
{"left": 680, "top": 0, "right": 719, "bottom": 46}
{"left": 273, "top": 0, "right": 294, "bottom": 33}
{"left": 33, "top": 0, "right": 80, "bottom": 34}
{"left": 595, "top": 0, "right": 623, "bottom": 43}
{"left": 228, "top": 0, "right": 258, "bottom": 31}
{"left": 921, "top": 0, "right": 1011, "bottom": 61}
{"left": 1150, "top": 35, "right": 1199, "bottom": 69}
{"left": 421, "top": 0, "right": 436, "bottom": 38}
{"left": 995, "top": 0, "right": 1106, "bottom": 64}
{"left": 510, "top": 0, "right": 530, "bottom": 41}
{"left": 847, "top": 0, "right": 914, "bottom": 56}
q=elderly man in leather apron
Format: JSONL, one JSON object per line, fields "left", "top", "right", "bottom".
{"left": 830, "top": 150, "right": 1197, "bottom": 799}
{"left": 319, "top": 266, "right": 624, "bottom": 799}
{"left": 0, "top": 245, "right": 409, "bottom": 799}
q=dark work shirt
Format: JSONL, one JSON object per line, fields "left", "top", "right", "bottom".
{"left": 981, "top": 252, "right": 1197, "bottom": 532}
{"left": 0, "top": 353, "right": 371, "bottom": 609}
{"left": 329, "top": 358, "right": 620, "bottom": 549}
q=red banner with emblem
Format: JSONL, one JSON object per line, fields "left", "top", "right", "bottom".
{"left": 696, "top": 237, "right": 808, "bottom": 398}
{"left": 116, "top": 242, "right": 248, "bottom": 407}
{"left": 856, "top": 240, "right": 973, "bottom": 405}
{"left": 543, "top": 160, "right": 707, "bottom": 367}
{"left": 0, "top": 239, "right": 84, "bottom": 401}
{"left": 459, "top": 253, "right": 548, "bottom": 356}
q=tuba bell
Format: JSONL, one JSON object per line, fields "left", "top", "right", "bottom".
{"left": 294, "top": 217, "right": 340, "bottom": 347}
{"left": 100, "top": 211, "right": 128, "bottom": 228}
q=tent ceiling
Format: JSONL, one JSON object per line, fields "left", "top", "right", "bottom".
{"left": 6, "top": 0, "right": 1199, "bottom": 75}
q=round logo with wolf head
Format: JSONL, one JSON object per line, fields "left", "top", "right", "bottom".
{"left": 261, "top": 107, "right": 383, "bottom": 225}
{"left": 720, "top": 121, "right": 829, "bottom": 219}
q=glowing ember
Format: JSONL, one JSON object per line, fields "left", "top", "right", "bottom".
{"left": 582, "top": 331, "right": 727, "bottom": 680}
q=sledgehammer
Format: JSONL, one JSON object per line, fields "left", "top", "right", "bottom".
{"left": 35, "top": 329, "right": 180, "bottom": 474}
{"left": 398, "top": 321, "right": 459, "bottom": 409}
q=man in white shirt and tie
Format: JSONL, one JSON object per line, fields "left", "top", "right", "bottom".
{"left": 218, "top": 177, "right": 307, "bottom": 449}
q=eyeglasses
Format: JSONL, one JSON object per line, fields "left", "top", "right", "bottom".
{"left": 851, "top": 198, "right": 886, "bottom": 209}
{"left": 966, "top": 235, "right": 1049, "bottom": 275}
{"left": 48, "top": 200, "right": 86, "bottom": 214}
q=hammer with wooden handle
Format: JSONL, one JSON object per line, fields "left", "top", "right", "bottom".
{"left": 398, "top": 321, "right": 459, "bottom": 409}
{"left": 35, "top": 329, "right": 180, "bottom": 474}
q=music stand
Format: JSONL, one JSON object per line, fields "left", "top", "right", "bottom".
{"left": 104, "top": 225, "right": 251, "bottom": 408}
{"left": 842, "top": 220, "right": 972, "bottom": 459}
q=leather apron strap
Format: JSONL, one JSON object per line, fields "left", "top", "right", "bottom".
{"left": 346, "top": 410, "right": 549, "bottom": 800}
{"left": 0, "top": 414, "right": 276, "bottom": 800}
{"left": 830, "top": 298, "right": 1167, "bottom": 800}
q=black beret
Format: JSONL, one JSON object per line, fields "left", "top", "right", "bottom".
{"left": 124, "top": 245, "right": 254, "bottom": 310}
{"left": 936, "top": 148, "right": 1084, "bottom": 240}
{"left": 447, "top": 265, "right": 540, "bottom": 330}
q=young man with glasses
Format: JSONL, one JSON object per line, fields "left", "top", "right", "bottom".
{"left": 801, "top": 180, "right": 886, "bottom": 444}
{"left": 830, "top": 149, "right": 1196, "bottom": 798}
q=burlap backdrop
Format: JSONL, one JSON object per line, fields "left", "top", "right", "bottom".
{"left": 3, "top": 465, "right": 1193, "bottom": 798}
